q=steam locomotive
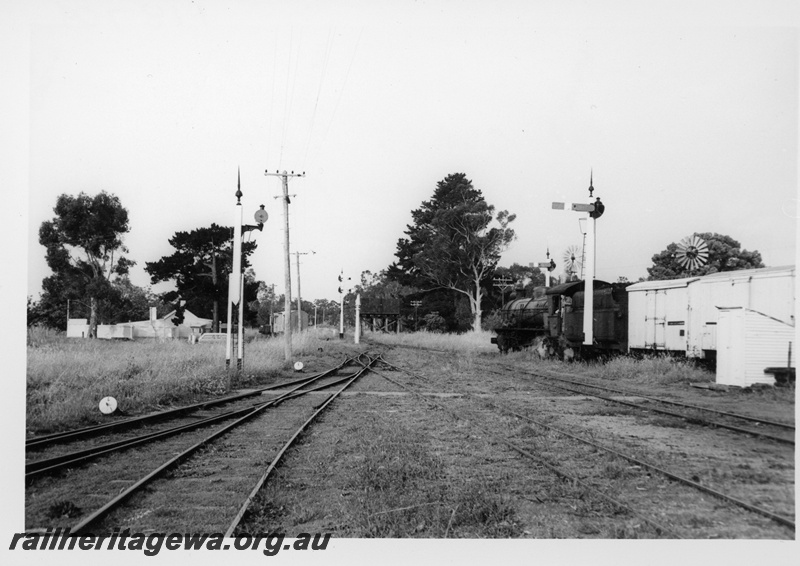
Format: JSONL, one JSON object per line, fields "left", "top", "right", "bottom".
{"left": 491, "top": 280, "right": 630, "bottom": 359}
{"left": 491, "top": 265, "right": 795, "bottom": 368}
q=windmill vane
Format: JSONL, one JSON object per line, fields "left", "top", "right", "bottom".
{"left": 676, "top": 235, "right": 709, "bottom": 271}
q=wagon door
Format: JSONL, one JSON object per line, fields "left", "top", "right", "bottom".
{"left": 645, "top": 290, "right": 667, "bottom": 349}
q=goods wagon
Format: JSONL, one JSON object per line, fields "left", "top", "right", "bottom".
{"left": 626, "top": 265, "right": 795, "bottom": 363}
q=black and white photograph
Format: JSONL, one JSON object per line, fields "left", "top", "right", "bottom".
{"left": 3, "top": 1, "right": 797, "bottom": 564}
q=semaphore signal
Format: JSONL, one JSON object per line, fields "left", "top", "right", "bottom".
{"left": 227, "top": 169, "right": 267, "bottom": 371}
{"left": 552, "top": 172, "right": 605, "bottom": 346}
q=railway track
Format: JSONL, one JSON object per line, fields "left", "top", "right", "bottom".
{"left": 369, "top": 351, "right": 795, "bottom": 538}
{"left": 26, "top": 354, "right": 378, "bottom": 534}
{"left": 378, "top": 342, "right": 794, "bottom": 444}
{"left": 493, "top": 364, "right": 795, "bottom": 445}
{"left": 26, "top": 356, "right": 358, "bottom": 479}
{"left": 505, "top": 363, "right": 792, "bottom": 437}
{"left": 25, "top": 356, "right": 353, "bottom": 452}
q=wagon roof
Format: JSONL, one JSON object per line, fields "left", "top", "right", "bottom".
{"left": 545, "top": 279, "right": 612, "bottom": 296}
{"left": 626, "top": 277, "right": 699, "bottom": 292}
{"left": 626, "top": 265, "right": 795, "bottom": 292}
{"left": 695, "top": 264, "right": 794, "bottom": 282}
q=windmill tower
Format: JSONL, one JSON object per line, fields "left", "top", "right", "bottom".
{"left": 563, "top": 245, "right": 583, "bottom": 281}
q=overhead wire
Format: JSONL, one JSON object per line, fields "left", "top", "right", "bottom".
{"left": 310, "top": 26, "right": 363, "bottom": 167}
{"left": 278, "top": 28, "right": 294, "bottom": 169}
{"left": 265, "top": 32, "right": 278, "bottom": 170}
{"left": 283, "top": 30, "right": 303, "bottom": 168}
{"left": 301, "top": 28, "right": 336, "bottom": 171}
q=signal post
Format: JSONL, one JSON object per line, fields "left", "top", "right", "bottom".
{"left": 552, "top": 173, "right": 604, "bottom": 347}
{"left": 537, "top": 248, "right": 557, "bottom": 288}
{"left": 227, "top": 170, "right": 266, "bottom": 371}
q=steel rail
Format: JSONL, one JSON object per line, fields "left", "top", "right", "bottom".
{"left": 378, "top": 354, "right": 794, "bottom": 534}
{"left": 368, "top": 354, "right": 679, "bottom": 538}
{"left": 27, "top": 402, "right": 263, "bottom": 478}
{"left": 382, "top": 344, "right": 795, "bottom": 431}
{"left": 492, "top": 404, "right": 795, "bottom": 531}
{"left": 225, "top": 354, "right": 378, "bottom": 536}
{"left": 26, "top": 357, "right": 354, "bottom": 450}
{"left": 508, "top": 364, "right": 795, "bottom": 431}
{"left": 521, "top": 374, "right": 793, "bottom": 445}
{"left": 28, "top": 366, "right": 362, "bottom": 479}
{"left": 67, "top": 358, "right": 366, "bottom": 535}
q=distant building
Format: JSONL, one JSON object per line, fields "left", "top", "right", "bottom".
{"left": 66, "top": 308, "right": 213, "bottom": 340}
{"left": 272, "top": 310, "right": 309, "bottom": 333}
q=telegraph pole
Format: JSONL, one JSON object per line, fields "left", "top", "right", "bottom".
{"left": 265, "top": 169, "right": 304, "bottom": 362}
{"left": 410, "top": 300, "right": 422, "bottom": 331}
{"left": 354, "top": 293, "right": 361, "bottom": 344}
{"left": 493, "top": 276, "right": 513, "bottom": 305}
{"left": 294, "top": 250, "right": 315, "bottom": 332}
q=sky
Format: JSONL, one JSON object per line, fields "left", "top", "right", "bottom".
{"left": 14, "top": 0, "right": 798, "bottom": 310}
{"left": 2, "top": 2, "right": 799, "bottom": 563}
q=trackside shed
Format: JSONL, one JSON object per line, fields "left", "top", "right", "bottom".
{"left": 716, "top": 307, "right": 795, "bottom": 387}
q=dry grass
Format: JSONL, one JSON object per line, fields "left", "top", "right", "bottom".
{"left": 240, "top": 405, "right": 522, "bottom": 538}
{"left": 26, "top": 327, "right": 342, "bottom": 433}
{"left": 585, "top": 355, "right": 714, "bottom": 385}
{"left": 364, "top": 329, "right": 498, "bottom": 355}
{"left": 502, "top": 347, "right": 715, "bottom": 387}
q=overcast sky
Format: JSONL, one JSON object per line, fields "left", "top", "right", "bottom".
{"left": 3, "top": 2, "right": 799, "bottom": 562}
{"left": 17, "top": 2, "right": 798, "bottom": 309}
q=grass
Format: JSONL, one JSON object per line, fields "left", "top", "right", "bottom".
{"left": 502, "top": 346, "right": 716, "bottom": 387}
{"left": 240, "top": 409, "right": 522, "bottom": 538}
{"left": 364, "top": 329, "right": 498, "bottom": 355}
{"left": 365, "top": 326, "right": 722, "bottom": 389}
{"left": 587, "top": 355, "right": 714, "bottom": 385}
{"left": 25, "top": 326, "right": 342, "bottom": 433}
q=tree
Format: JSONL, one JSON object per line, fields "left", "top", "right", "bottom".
{"left": 313, "top": 298, "right": 340, "bottom": 327}
{"left": 354, "top": 270, "right": 417, "bottom": 311}
{"left": 492, "top": 263, "right": 546, "bottom": 306}
{"left": 647, "top": 232, "right": 765, "bottom": 281}
{"left": 38, "top": 191, "right": 134, "bottom": 337}
{"left": 145, "top": 224, "right": 260, "bottom": 330}
{"left": 389, "top": 173, "right": 516, "bottom": 332}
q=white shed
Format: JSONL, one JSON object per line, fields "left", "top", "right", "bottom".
{"left": 66, "top": 318, "right": 90, "bottom": 338}
{"left": 715, "top": 307, "right": 795, "bottom": 387}
{"left": 126, "top": 309, "right": 213, "bottom": 339}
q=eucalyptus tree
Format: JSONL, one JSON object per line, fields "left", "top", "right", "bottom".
{"left": 38, "top": 191, "right": 134, "bottom": 337}
{"left": 647, "top": 232, "right": 765, "bottom": 281}
{"left": 389, "top": 173, "right": 516, "bottom": 332}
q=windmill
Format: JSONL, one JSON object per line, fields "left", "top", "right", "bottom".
{"left": 675, "top": 235, "right": 709, "bottom": 273}
{"left": 563, "top": 245, "right": 583, "bottom": 281}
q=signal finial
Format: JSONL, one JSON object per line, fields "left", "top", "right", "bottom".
{"left": 236, "top": 167, "right": 243, "bottom": 203}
